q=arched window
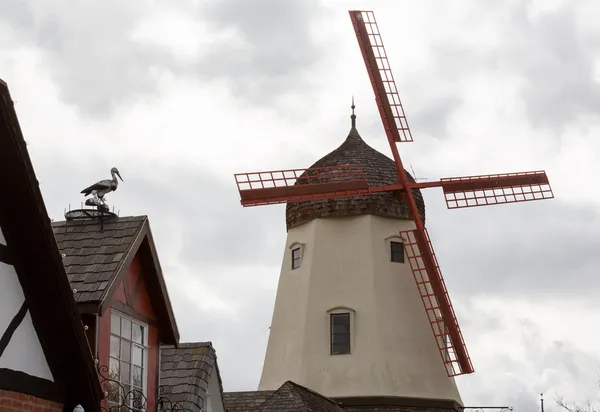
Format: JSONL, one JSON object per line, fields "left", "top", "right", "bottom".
{"left": 327, "top": 306, "right": 355, "bottom": 355}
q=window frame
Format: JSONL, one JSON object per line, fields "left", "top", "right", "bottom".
{"left": 289, "top": 242, "right": 305, "bottom": 270}
{"left": 390, "top": 240, "right": 405, "bottom": 263}
{"left": 327, "top": 306, "right": 355, "bottom": 356}
{"left": 108, "top": 310, "right": 149, "bottom": 411}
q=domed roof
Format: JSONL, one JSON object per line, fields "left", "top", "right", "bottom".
{"left": 286, "top": 113, "right": 426, "bottom": 230}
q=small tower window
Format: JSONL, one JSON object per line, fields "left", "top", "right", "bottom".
{"left": 330, "top": 313, "right": 351, "bottom": 355}
{"left": 390, "top": 241, "right": 405, "bottom": 263}
{"left": 292, "top": 247, "right": 302, "bottom": 269}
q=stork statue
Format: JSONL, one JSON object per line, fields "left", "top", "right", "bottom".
{"left": 80, "top": 167, "right": 123, "bottom": 211}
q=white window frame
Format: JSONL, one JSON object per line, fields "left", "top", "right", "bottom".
{"left": 109, "top": 310, "right": 149, "bottom": 411}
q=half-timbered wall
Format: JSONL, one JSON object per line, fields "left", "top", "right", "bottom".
{"left": 0, "top": 226, "right": 54, "bottom": 385}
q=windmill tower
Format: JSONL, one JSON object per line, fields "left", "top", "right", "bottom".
{"left": 234, "top": 10, "right": 554, "bottom": 404}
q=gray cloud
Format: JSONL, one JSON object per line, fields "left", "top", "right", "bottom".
{"left": 410, "top": 95, "right": 463, "bottom": 139}
{"left": 507, "top": 1, "right": 600, "bottom": 130}
{"left": 460, "top": 309, "right": 600, "bottom": 409}
{"left": 424, "top": 0, "right": 600, "bottom": 131}
{"left": 0, "top": 0, "right": 328, "bottom": 118}
{"left": 0, "top": 1, "right": 177, "bottom": 117}
{"left": 423, "top": 194, "right": 600, "bottom": 300}
{"left": 197, "top": 0, "right": 329, "bottom": 102}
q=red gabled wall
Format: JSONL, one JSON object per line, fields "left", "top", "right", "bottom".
{"left": 97, "top": 255, "right": 159, "bottom": 412}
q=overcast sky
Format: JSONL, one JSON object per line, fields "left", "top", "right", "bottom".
{"left": 2, "top": 0, "right": 600, "bottom": 410}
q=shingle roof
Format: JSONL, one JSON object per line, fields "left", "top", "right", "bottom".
{"left": 51, "top": 214, "right": 180, "bottom": 344}
{"left": 223, "top": 385, "right": 463, "bottom": 412}
{"left": 286, "top": 125, "right": 426, "bottom": 230}
{"left": 51, "top": 215, "right": 146, "bottom": 303}
{"left": 224, "top": 390, "right": 275, "bottom": 412}
{"left": 159, "top": 342, "right": 225, "bottom": 412}
{"left": 258, "top": 381, "right": 345, "bottom": 412}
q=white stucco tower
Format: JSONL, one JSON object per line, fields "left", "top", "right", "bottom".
{"left": 258, "top": 110, "right": 463, "bottom": 404}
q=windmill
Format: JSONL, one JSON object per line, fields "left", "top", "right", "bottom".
{"left": 233, "top": 10, "right": 553, "bottom": 378}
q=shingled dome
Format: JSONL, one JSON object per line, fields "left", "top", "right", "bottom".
{"left": 286, "top": 110, "right": 425, "bottom": 230}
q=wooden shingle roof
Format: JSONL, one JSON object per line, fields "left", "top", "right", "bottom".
{"left": 285, "top": 126, "right": 426, "bottom": 230}
{"left": 159, "top": 342, "right": 225, "bottom": 412}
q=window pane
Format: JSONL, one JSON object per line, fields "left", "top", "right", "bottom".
{"left": 121, "top": 318, "right": 132, "bottom": 340}
{"left": 292, "top": 248, "right": 300, "bottom": 259}
{"left": 120, "top": 341, "right": 131, "bottom": 362}
{"left": 107, "top": 381, "right": 120, "bottom": 403}
{"left": 110, "top": 336, "right": 120, "bottom": 358}
{"left": 132, "top": 389, "right": 144, "bottom": 410}
{"left": 332, "top": 334, "right": 350, "bottom": 345}
{"left": 120, "top": 362, "right": 131, "bottom": 384}
{"left": 110, "top": 313, "right": 121, "bottom": 335}
{"left": 331, "top": 343, "right": 350, "bottom": 355}
{"left": 109, "top": 357, "right": 120, "bottom": 380}
{"left": 121, "top": 384, "right": 131, "bottom": 404}
{"left": 391, "top": 242, "right": 404, "bottom": 262}
{"left": 132, "top": 345, "right": 143, "bottom": 367}
{"left": 132, "top": 323, "right": 143, "bottom": 344}
{"left": 332, "top": 324, "right": 350, "bottom": 334}
{"left": 133, "top": 366, "right": 143, "bottom": 388}
{"left": 331, "top": 313, "right": 350, "bottom": 325}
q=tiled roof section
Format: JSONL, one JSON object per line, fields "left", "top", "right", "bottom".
{"left": 223, "top": 390, "right": 275, "bottom": 412}
{"left": 286, "top": 127, "right": 426, "bottom": 230}
{"left": 51, "top": 215, "right": 146, "bottom": 303}
{"left": 160, "top": 342, "right": 224, "bottom": 412}
{"left": 258, "top": 381, "right": 345, "bottom": 412}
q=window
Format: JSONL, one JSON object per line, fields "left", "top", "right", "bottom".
{"left": 330, "top": 313, "right": 351, "bottom": 355}
{"left": 390, "top": 241, "right": 404, "bottom": 263}
{"left": 109, "top": 311, "right": 148, "bottom": 411}
{"left": 292, "top": 247, "right": 302, "bottom": 270}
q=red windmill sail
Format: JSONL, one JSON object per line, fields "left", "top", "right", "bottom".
{"left": 233, "top": 10, "right": 553, "bottom": 377}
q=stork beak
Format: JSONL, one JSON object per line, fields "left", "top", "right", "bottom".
{"left": 117, "top": 171, "right": 123, "bottom": 182}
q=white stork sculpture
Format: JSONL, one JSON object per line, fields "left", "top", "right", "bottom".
{"left": 81, "top": 167, "right": 123, "bottom": 208}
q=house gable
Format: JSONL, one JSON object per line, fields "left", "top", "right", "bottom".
{"left": 0, "top": 78, "right": 103, "bottom": 412}
{"left": 52, "top": 216, "right": 179, "bottom": 346}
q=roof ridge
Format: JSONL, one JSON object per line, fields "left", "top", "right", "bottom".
{"left": 51, "top": 214, "right": 148, "bottom": 226}
{"left": 283, "top": 381, "right": 342, "bottom": 409}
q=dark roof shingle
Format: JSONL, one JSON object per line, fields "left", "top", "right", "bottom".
{"left": 52, "top": 215, "right": 146, "bottom": 303}
{"left": 160, "top": 342, "right": 225, "bottom": 412}
{"left": 224, "top": 390, "right": 275, "bottom": 412}
{"left": 258, "top": 382, "right": 344, "bottom": 412}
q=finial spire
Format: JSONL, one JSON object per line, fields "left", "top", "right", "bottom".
{"left": 351, "top": 96, "right": 356, "bottom": 129}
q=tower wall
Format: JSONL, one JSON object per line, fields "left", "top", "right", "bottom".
{"left": 258, "top": 215, "right": 462, "bottom": 403}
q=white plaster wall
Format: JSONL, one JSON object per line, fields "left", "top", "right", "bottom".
{"left": 258, "top": 215, "right": 462, "bottom": 403}
{"left": 206, "top": 368, "right": 225, "bottom": 412}
{"left": 0, "top": 261, "right": 54, "bottom": 381}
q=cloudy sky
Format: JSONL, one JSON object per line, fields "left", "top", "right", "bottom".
{"left": 2, "top": 0, "right": 600, "bottom": 409}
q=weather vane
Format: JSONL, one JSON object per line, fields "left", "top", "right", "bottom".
{"left": 80, "top": 167, "right": 123, "bottom": 212}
